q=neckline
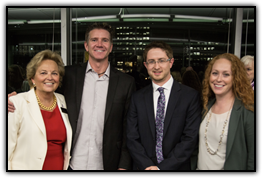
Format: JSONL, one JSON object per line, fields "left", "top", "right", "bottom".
{"left": 40, "top": 105, "right": 58, "bottom": 113}
{"left": 210, "top": 108, "right": 232, "bottom": 115}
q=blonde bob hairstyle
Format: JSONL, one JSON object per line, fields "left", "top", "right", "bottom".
{"left": 202, "top": 53, "right": 254, "bottom": 116}
{"left": 26, "top": 50, "right": 65, "bottom": 88}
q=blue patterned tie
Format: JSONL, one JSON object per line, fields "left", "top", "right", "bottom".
{"left": 156, "top": 87, "right": 165, "bottom": 164}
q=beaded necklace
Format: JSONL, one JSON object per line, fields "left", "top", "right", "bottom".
{"left": 204, "top": 101, "right": 233, "bottom": 155}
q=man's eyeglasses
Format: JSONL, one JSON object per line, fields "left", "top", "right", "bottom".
{"left": 145, "top": 58, "right": 171, "bottom": 67}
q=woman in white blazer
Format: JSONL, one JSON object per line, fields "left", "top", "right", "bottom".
{"left": 8, "top": 50, "right": 72, "bottom": 170}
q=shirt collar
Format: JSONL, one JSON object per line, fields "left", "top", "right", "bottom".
{"left": 86, "top": 62, "right": 110, "bottom": 77}
{"left": 152, "top": 76, "right": 174, "bottom": 92}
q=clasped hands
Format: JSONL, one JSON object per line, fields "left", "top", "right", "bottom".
{"left": 118, "top": 166, "right": 159, "bottom": 170}
{"left": 145, "top": 166, "right": 159, "bottom": 170}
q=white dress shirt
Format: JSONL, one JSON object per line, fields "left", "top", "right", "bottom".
{"left": 152, "top": 76, "right": 174, "bottom": 119}
{"left": 70, "top": 62, "right": 110, "bottom": 170}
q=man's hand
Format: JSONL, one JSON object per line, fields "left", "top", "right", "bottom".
{"left": 118, "top": 168, "right": 126, "bottom": 170}
{"left": 8, "top": 91, "right": 17, "bottom": 113}
{"left": 145, "top": 166, "right": 159, "bottom": 170}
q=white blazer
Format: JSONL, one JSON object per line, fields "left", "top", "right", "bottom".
{"left": 8, "top": 88, "right": 72, "bottom": 170}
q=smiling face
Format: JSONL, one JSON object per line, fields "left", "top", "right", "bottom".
{"left": 209, "top": 58, "right": 233, "bottom": 98}
{"left": 84, "top": 29, "right": 113, "bottom": 62}
{"left": 144, "top": 48, "right": 174, "bottom": 86}
{"left": 31, "top": 59, "right": 59, "bottom": 96}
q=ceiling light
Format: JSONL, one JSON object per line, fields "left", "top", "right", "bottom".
{"left": 73, "top": 15, "right": 117, "bottom": 21}
{"left": 27, "top": 20, "right": 61, "bottom": 24}
{"left": 175, "top": 15, "right": 223, "bottom": 21}
{"left": 123, "top": 18, "right": 169, "bottom": 22}
{"left": 8, "top": 20, "right": 26, "bottom": 24}
{"left": 121, "top": 14, "right": 170, "bottom": 18}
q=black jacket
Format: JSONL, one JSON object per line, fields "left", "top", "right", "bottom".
{"left": 58, "top": 62, "right": 136, "bottom": 170}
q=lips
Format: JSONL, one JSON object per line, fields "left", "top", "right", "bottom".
{"left": 153, "top": 71, "right": 162, "bottom": 76}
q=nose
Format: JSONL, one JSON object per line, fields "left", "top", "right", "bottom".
{"left": 46, "top": 73, "right": 53, "bottom": 80}
{"left": 154, "top": 61, "right": 161, "bottom": 69}
{"left": 217, "top": 74, "right": 222, "bottom": 82}
{"left": 97, "top": 39, "right": 102, "bottom": 47}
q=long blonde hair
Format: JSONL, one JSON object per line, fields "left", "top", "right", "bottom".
{"left": 202, "top": 53, "right": 254, "bottom": 116}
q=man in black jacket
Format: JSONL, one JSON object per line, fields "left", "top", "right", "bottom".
{"left": 127, "top": 41, "right": 201, "bottom": 170}
{"left": 59, "top": 23, "right": 136, "bottom": 170}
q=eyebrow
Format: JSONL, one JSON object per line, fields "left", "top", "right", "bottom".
{"left": 212, "top": 69, "right": 231, "bottom": 73}
{"left": 90, "top": 37, "right": 109, "bottom": 40}
{"left": 39, "top": 69, "right": 58, "bottom": 72}
{"left": 147, "top": 58, "right": 166, "bottom": 61}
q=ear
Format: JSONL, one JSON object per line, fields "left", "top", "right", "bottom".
{"left": 109, "top": 43, "right": 113, "bottom": 53}
{"left": 84, "top": 41, "right": 89, "bottom": 52}
{"left": 143, "top": 62, "right": 148, "bottom": 70}
{"left": 31, "top": 78, "right": 35, "bottom": 85}
{"left": 169, "top": 58, "right": 174, "bottom": 68}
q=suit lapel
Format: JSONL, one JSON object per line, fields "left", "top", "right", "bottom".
{"left": 26, "top": 89, "right": 46, "bottom": 138}
{"left": 104, "top": 67, "right": 119, "bottom": 123}
{"left": 163, "top": 81, "right": 180, "bottom": 138}
{"left": 144, "top": 84, "right": 156, "bottom": 140}
{"left": 75, "top": 62, "right": 87, "bottom": 120}
{"left": 225, "top": 97, "right": 241, "bottom": 159}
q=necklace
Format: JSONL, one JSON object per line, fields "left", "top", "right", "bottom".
{"left": 204, "top": 102, "right": 233, "bottom": 155}
{"left": 98, "top": 70, "right": 106, "bottom": 76}
{"left": 35, "top": 92, "right": 57, "bottom": 111}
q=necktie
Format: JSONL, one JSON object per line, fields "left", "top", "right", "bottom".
{"left": 155, "top": 87, "right": 165, "bottom": 164}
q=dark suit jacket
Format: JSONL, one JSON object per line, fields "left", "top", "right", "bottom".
{"left": 191, "top": 97, "right": 254, "bottom": 170}
{"left": 59, "top": 62, "right": 136, "bottom": 170}
{"left": 127, "top": 80, "right": 201, "bottom": 170}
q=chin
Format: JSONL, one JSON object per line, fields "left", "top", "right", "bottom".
{"left": 43, "top": 89, "right": 56, "bottom": 93}
{"left": 43, "top": 88, "right": 56, "bottom": 93}
{"left": 151, "top": 77, "right": 162, "bottom": 82}
{"left": 214, "top": 91, "right": 231, "bottom": 97}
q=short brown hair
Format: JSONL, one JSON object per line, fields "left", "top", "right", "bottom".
{"left": 85, "top": 22, "right": 114, "bottom": 43}
{"left": 26, "top": 50, "right": 65, "bottom": 88}
{"left": 143, "top": 41, "right": 173, "bottom": 62}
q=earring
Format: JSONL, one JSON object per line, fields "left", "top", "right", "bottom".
{"left": 33, "top": 83, "right": 36, "bottom": 88}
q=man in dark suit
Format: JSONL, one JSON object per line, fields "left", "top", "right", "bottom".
{"left": 127, "top": 41, "right": 201, "bottom": 170}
